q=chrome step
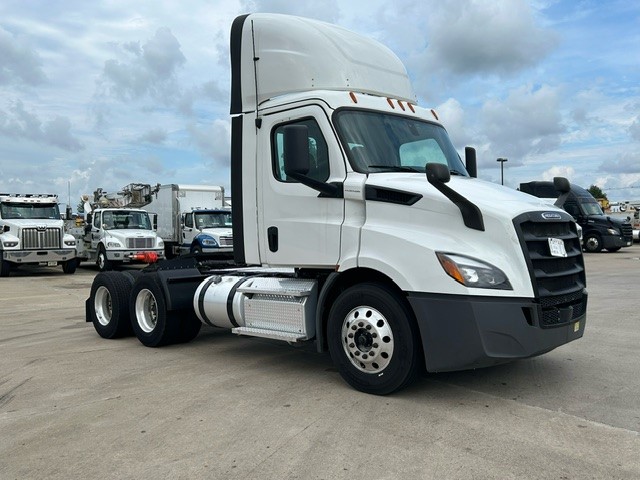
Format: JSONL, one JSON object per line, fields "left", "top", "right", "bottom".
{"left": 231, "top": 327, "right": 306, "bottom": 342}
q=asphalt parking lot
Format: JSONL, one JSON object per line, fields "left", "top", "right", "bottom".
{"left": 1, "top": 247, "right": 640, "bottom": 479}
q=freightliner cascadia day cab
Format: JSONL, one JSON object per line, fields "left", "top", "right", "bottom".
{"left": 86, "top": 13, "right": 587, "bottom": 394}
{"left": 519, "top": 181, "right": 633, "bottom": 253}
{"left": 0, "top": 193, "right": 77, "bottom": 276}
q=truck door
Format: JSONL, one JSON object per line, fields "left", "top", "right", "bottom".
{"left": 258, "top": 106, "right": 346, "bottom": 267}
{"left": 182, "top": 213, "right": 195, "bottom": 248}
{"left": 91, "top": 212, "right": 103, "bottom": 251}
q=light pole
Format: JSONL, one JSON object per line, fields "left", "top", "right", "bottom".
{"left": 497, "top": 158, "right": 508, "bottom": 185}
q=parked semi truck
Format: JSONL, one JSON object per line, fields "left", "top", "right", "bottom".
{"left": 147, "top": 184, "right": 233, "bottom": 257}
{"left": 70, "top": 184, "right": 165, "bottom": 270}
{"left": 519, "top": 181, "right": 633, "bottom": 253}
{"left": 86, "top": 13, "right": 587, "bottom": 394}
{"left": 0, "top": 193, "right": 77, "bottom": 276}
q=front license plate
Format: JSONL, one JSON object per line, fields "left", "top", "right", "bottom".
{"left": 47, "top": 261, "right": 57, "bottom": 266}
{"left": 548, "top": 237, "right": 567, "bottom": 257}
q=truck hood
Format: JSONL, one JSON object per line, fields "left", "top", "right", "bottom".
{"left": 0, "top": 218, "right": 63, "bottom": 229}
{"left": 199, "top": 227, "right": 233, "bottom": 239}
{"left": 103, "top": 229, "right": 156, "bottom": 242}
{"left": 368, "top": 174, "right": 564, "bottom": 220}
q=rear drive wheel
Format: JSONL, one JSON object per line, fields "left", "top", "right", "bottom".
{"left": 97, "top": 246, "right": 112, "bottom": 271}
{"left": 327, "top": 283, "right": 421, "bottom": 395}
{"left": 130, "top": 273, "right": 179, "bottom": 347}
{"left": 177, "top": 311, "right": 202, "bottom": 343}
{"left": 583, "top": 233, "right": 602, "bottom": 253}
{"left": 89, "top": 272, "right": 134, "bottom": 338}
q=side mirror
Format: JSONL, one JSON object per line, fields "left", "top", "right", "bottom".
{"left": 426, "top": 163, "right": 451, "bottom": 184}
{"left": 553, "top": 176, "right": 571, "bottom": 208}
{"left": 2, "top": 225, "right": 9, "bottom": 233}
{"left": 465, "top": 147, "right": 477, "bottom": 178}
{"left": 553, "top": 177, "right": 570, "bottom": 194}
{"left": 283, "top": 125, "right": 310, "bottom": 177}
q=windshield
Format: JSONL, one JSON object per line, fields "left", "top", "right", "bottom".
{"left": 334, "top": 110, "right": 468, "bottom": 175}
{"left": 580, "top": 200, "right": 604, "bottom": 216}
{"left": 0, "top": 202, "right": 60, "bottom": 219}
{"left": 194, "top": 211, "right": 232, "bottom": 229}
{"left": 102, "top": 210, "right": 152, "bottom": 230}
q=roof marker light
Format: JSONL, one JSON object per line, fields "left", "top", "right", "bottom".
{"left": 386, "top": 98, "right": 395, "bottom": 109}
{"left": 408, "top": 103, "right": 415, "bottom": 113}
{"left": 431, "top": 109, "right": 439, "bottom": 120}
{"left": 398, "top": 100, "right": 406, "bottom": 111}
{"left": 349, "top": 92, "right": 358, "bottom": 103}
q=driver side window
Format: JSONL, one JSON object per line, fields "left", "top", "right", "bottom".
{"left": 272, "top": 118, "right": 329, "bottom": 183}
{"left": 184, "top": 214, "right": 193, "bottom": 228}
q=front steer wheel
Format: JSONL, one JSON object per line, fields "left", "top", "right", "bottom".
{"left": 327, "top": 283, "right": 422, "bottom": 395}
{"left": 89, "top": 272, "right": 135, "bottom": 338}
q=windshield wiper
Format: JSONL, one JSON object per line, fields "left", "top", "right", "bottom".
{"left": 368, "top": 165, "right": 422, "bottom": 173}
{"left": 449, "top": 169, "right": 466, "bottom": 176}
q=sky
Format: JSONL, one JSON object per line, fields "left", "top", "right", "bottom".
{"left": 1, "top": 0, "right": 639, "bottom": 209}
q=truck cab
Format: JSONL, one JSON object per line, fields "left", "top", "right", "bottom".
{"left": 0, "top": 193, "right": 77, "bottom": 276}
{"left": 181, "top": 209, "right": 233, "bottom": 255}
{"left": 520, "top": 181, "right": 633, "bottom": 252}
{"left": 72, "top": 207, "right": 165, "bottom": 270}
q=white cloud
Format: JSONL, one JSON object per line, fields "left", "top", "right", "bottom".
{"left": 481, "top": 84, "right": 565, "bottom": 163}
{"left": 0, "top": 26, "right": 46, "bottom": 85}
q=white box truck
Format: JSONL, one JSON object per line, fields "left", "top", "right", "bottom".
{"left": 85, "top": 13, "right": 587, "bottom": 395}
{"left": 1, "top": 193, "right": 77, "bottom": 276}
{"left": 149, "top": 184, "right": 233, "bottom": 257}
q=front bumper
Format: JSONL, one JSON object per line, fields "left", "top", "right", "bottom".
{"left": 602, "top": 234, "right": 632, "bottom": 249}
{"left": 106, "top": 249, "right": 165, "bottom": 263}
{"left": 2, "top": 249, "right": 76, "bottom": 264}
{"left": 408, "top": 292, "right": 587, "bottom": 372}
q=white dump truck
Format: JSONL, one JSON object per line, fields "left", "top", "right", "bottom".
{"left": 86, "top": 13, "right": 587, "bottom": 395}
{"left": 70, "top": 184, "right": 165, "bottom": 271}
{"left": 148, "top": 184, "right": 233, "bottom": 257}
{"left": 0, "top": 193, "right": 77, "bottom": 276}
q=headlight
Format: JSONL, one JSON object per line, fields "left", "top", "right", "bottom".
{"left": 64, "top": 239, "right": 76, "bottom": 246}
{"left": 436, "top": 252, "right": 512, "bottom": 290}
{"left": 2, "top": 241, "right": 18, "bottom": 248}
{"left": 200, "top": 236, "right": 219, "bottom": 247}
{"left": 106, "top": 241, "right": 122, "bottom": 248}
{"left": 157, "top": 239, "right": 164, "bottom": 248}
{"left": 606, "top": 228, "right": 619, "bottom": 235}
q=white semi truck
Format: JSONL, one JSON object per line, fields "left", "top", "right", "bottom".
{"left": 148, "top": 184, "right": 233, "bottom": 257}
{"left": 0, "top": 193, "right": 77, "bottom": 276}
{"left": 70, "top": 184, "right": 165, "bottom": 271}
{"left": 86, "top": 13, "right": 587, "bottom": 394}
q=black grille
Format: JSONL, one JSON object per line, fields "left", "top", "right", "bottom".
{"left": 621, "top": 222, "right": 633, "bottom": 242}
{"left": 514, "top": 212, "right": 587, "bottom": 328}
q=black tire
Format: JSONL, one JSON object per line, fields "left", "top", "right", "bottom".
{"left": 89, "top": 272, "right": 134, "bottom": 338}
{"left": 176, "top": 310, "right": 202, "bottom": 344}
{"left": 607, "top": 247, "right": 621, "bottom": 252}
{"left": 583, "top": 234, "right": 602, "bottom": 253}
{"left": 97, "top": 245, "right": 112, "bottom": 271}
{"left": 327, "top": 283, "right": 421, "bottom": 395}
{"left": 62, "top": 258, "right": 77, "bottom": 274}
{"left": 191, "top": 245, "right": 202, "bottom": 255}
{"left": 0, "top": 259, "right": 11, "bottom": 277}
{"left": 130, "top": 273, "right": 179, "bottom": 347}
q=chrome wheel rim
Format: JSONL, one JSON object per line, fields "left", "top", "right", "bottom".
{"left": 94, "top": 286, "right": 112, "bottom": 326}
{"left": 341, "top": 306, "right": 394, "bottom": 374}
{"left": 135, "top": 288, "right": 158, "bottom": 333}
